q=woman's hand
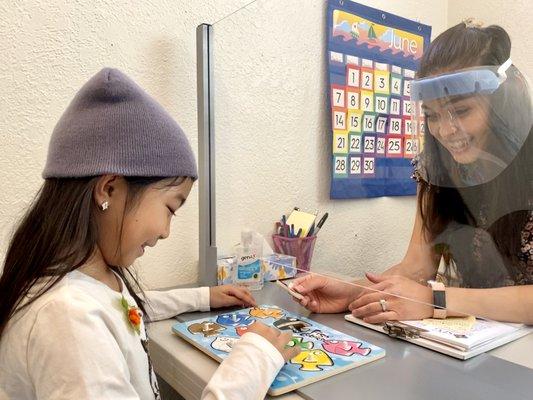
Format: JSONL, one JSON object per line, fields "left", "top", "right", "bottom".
{"left": 349, "top": 272, "right": 433, "bottom": 323}
{"left": 209, "top": 285, "right": 257, "bottom": 309}
{"left": 290, "top": 274, "right": 361, "bottom": 313}
{"left": 246, "top": 322, "right": 301, "bottom": 362}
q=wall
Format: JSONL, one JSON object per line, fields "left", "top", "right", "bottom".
{"left": 447, "top": 0, "right": 532, "bottom": 79}
{"left": 0, "top": 0, "right": 452, "bottom": 289}
{"left": 0, "top": 0, "right": 248, "bottom": 288}
{"left": 213, "top": 0, "right": 448, "bottom": 279}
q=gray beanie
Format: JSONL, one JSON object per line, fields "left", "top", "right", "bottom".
{"left": 43, "top": 68, "right": 198, "bottom": 179}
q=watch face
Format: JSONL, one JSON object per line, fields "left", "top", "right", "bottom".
{"left": 433, "top": 290, "right": 446, "bottom": 308}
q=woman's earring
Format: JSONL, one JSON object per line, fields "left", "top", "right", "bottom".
{"left": 100, "top": 201, "right": 109, "bottom": 211}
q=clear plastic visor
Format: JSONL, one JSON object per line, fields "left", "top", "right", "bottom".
{"left": 410, "top": 62, "right": 531, "bottom": 187}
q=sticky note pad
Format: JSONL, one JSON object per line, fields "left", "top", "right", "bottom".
{"left": 286, "top": 210, "right": 316, "bottom": 237}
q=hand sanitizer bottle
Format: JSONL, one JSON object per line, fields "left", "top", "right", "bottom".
{"left": 234, "top": 229, "right": 263, "bottom": 291}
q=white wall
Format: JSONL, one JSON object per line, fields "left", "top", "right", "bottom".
{"left": 6, "top": 0, "right": 527, "bottom": 289}
{"left": 448, "top": 0, "right": 532, "bottom": 80}
{"left": 213, "top": 0, "right": 447, "bottom": 281}
{"left": 0, "top": 0, "right": 250, "bottom": 288}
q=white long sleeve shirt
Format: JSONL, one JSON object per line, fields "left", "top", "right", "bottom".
{"left": 0, "top": 270, "right": 284, "bottom": 400}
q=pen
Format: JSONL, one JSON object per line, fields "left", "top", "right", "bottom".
{"left": 296, "top": 228, "right": 302, "bottom": 238}
{"left": 307, "top": 222, "right": 315, "bottom": 237}
{"left": 313, "top": 212, "right": 329, "bottom": 235}
{"left": 281, "top": 215, "right": 288, "bottom": 237}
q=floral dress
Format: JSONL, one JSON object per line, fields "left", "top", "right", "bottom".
{"left": 516, "top": 214, "right": 533, "bottom": 284}
{"left": 412, "top": 159, "right": 533, "bottom": 287}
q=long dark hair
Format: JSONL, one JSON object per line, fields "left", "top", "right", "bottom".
{"left": 0, "top": 176, "right": 186, "bottom": 336}
{"left": 417, "top": 22, "right": 533, "bottom": 287}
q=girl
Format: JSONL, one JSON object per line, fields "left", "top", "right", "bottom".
{"left": 0, "top": 68, "right": 299, "bottom": 399}
{"left": 292, "top": 20, "right": 533, "bottom": 324}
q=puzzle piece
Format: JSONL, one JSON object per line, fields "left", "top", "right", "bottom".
{"left": 274, "top": 317, "right": 311, "bottom": 333}
{"left": 249, "top": 307, "right": 284, "bottom": 319}
{"left": 216, "top": 313, "right": 255, "bottom": 327}
{"left": 291, "top": 350, "right": 333, "bottom": 371}
{"left": 287, "top": 336, "right": 314, "bottom": 350}
{"left": 303, "top": 329, "right": 330, "bottom": 341}
{"left": 188, "top": 321, "right": 226, "bottom": 337}
{"left": 322, "top": 340, "right": 371, "bottom": 356}
{"left": 211, "top": 336, "right": 239, "bottom": 353}
{"left": 236, "top": 322, "right": 256, "bottom": 336}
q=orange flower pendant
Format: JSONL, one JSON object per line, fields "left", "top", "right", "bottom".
{"left": 120, "top": 295, "right": 142, "bottom": 334}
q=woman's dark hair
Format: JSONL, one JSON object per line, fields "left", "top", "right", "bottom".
{"left": 0, "top": 175, "right": 188, "bottom": 336}
{"left": 417, "top": 22, "right": 533, "bottom": 287}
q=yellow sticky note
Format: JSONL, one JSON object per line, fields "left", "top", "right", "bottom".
{"left": 421, "top": 316, "right": 477, "bottom": 333}
{"left": 286, "top": 210, "right": 317, "bottom": 237}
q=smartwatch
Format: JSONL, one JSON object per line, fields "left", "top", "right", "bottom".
{"left": 427, "top": 280, "right": 447, "bottom": 319}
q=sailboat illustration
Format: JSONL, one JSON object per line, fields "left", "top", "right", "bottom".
{"left": 368, "top": 23, "right": 377, "bottom": 41}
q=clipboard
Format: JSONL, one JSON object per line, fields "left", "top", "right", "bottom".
{"left": 345, "top": 314, "right": 532, "bottom": 360}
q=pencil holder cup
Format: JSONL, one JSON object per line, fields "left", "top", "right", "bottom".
{"left": 271, "top": 235, "right": 317, "bottom": 272}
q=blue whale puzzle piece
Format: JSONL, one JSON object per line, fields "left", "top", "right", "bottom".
{"left": 216, "top": 313, "right": 255, "bottom": 327}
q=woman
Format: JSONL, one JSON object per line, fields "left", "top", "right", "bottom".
{"left": 293, "top": 20, "right": 533, "bottom": 324}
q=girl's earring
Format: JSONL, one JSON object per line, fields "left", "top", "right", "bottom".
{"left": 100, "top": 201, "right": 109, "bottom": 211}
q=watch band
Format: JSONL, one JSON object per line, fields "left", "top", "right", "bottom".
{"left": 428, "top": 280, "right": 446, "bottom": 319}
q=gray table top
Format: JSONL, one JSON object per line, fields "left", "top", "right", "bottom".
{"left": 148, "top": 281, "right": 533, "bottom": 400}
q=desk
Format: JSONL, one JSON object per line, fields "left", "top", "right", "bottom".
{"left": 149, "top": 282, "right": 533, "bottom": 400}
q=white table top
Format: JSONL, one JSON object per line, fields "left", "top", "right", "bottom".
{"left": 148, "top": 282, "right": 532, "bottom": 400}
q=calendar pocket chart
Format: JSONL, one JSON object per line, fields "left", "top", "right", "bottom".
{"left": 172, "top": 305, "right": 385, "bottom": 396}
{"left": 328, "top": 0, "right": 431, "bottom": 198}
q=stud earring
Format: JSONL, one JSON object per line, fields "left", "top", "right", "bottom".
{"left": 100, "top": 201, "right": 109, "bottom": 211}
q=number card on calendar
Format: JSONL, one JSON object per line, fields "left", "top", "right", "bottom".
{"left": 327, "top": 0, "right": 431, "bottom": 199}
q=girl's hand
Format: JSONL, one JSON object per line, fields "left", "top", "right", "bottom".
{"left": 209, "top": 285, "right": 257, "bottom": 309}
{"left": 348, "top": 272, "right": 433, "bottom": 323}
{"left": 290, "top": 274, "right": 361, "bottom": 313}
{"left": 246, "top": 322, "right": 301, "bottom": 362}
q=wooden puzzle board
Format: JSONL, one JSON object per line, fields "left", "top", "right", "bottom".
{"left": 172, "top": 305, "right": 385, "bottom": 396}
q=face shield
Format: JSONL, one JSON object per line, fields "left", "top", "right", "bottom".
{"left": 410, "top": 59, "right": 532, "bottom": 187}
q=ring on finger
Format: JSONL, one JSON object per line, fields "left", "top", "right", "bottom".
{"left": 379, "top": 299, "right": 388, "bottom": 312}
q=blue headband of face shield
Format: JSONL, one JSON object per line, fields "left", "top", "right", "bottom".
{"left": 411, "top": 59, "right": 513, "bottom": 102}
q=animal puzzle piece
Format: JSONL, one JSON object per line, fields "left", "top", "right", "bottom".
{"left": 286, "top": 336, "right": 314, "bottom": 350}
{"left": 322, "top": 340, "right": 371, "bottom": 356}
{"left": 303, "top": 329, "right": 330, "bottom": 341}
{"left": 216, "top": 313, "right": 255, "bottom": 327}
{"left": 236, "top": 322, "right": 256, "bottom": 336}
{"left": 188, "top": 321, "right": 226, "bottom": 337}
{"left": 211, "top": 336, "right": 239, "bottom": 353}
{"left": 249, "top": 307, "right": 284, "bottom": 319}
{"left": 291, "top": 350, "right": 333, "bottom": 371}
{"left": 273, "top": 317, "right": 310, "bottom": 333}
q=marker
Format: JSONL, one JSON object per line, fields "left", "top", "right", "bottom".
{"left": 275, "top": 221, "right": 282, "bottom": 235}
{"left": 313, "top": 213, "right": 329, "bottom": 235}
{"left": 307, "top": 222, "right": 315, "bottom": 237}
{"left": 281, "top": 215, "right": 289, "bottom": 237}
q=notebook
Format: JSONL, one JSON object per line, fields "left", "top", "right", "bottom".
{"left": 172, "top": 305, "right": 385, "bottom": 396}
{"left": 345, "top": 314, "right": 532, "bottom": 360}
